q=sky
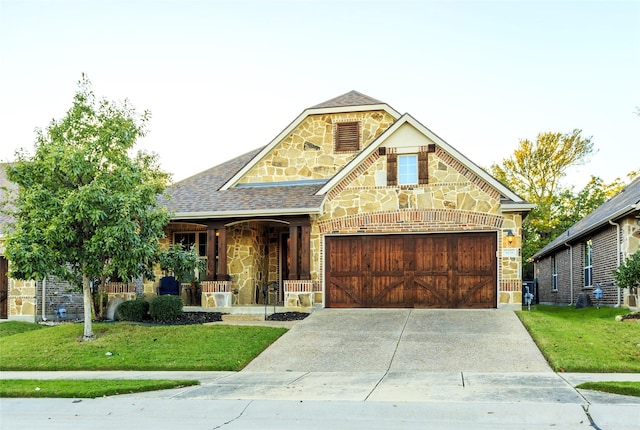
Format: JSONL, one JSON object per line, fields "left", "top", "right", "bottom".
{"left": 1, "top": 0, "right": 638, "bottom": 189}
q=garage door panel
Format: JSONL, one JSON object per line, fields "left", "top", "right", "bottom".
{"left": 327, "top": 236, "right": 363, "bottom": 273}
{"left": 326, "top": 233, "right": 497, "bottom": 308}
{"left": 456, "top": 234, "right": 494, "bottom": 273}
{"left": 415, "top": 235, "right": 449, "bottom": 272}
{"left": 369, "top": 236, "right": 404, "bottom": 272}
{"left": 370, "top": 276, "right": 407, "bottom": 307}
{"left": 456, "top": 275, "right": 495, "bottom": 308}
{"left": 327, "top": 276, "right": 365, "bottom": 308}
{"left": 414, "top": 275, "right": 449, "bottom": 308}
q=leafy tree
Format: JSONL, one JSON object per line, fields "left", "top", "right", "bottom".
{"left": 491, "top": 130, "right": 595, "bottom": 278}
{"left": 158, "top": 243, "right": 205, "bottom": 284}
{"left": 613, "top": 250, "right": 640, "bottom": 289}
{"left": 552, "top": 176, "right": 624, "bottom": 235}
{"left": 5, "top": 76, "right": 170, "bottom": 340}
{"left": 491, "top": 129, "right": 595, "bottom": 206}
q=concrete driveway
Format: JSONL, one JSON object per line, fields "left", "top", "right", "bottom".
{"left": 243, "top": 308, "right": 551, "bottom": 373}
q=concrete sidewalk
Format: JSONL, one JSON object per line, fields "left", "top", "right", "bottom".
{"left": 1, "top": 370, "right": 639, "bottom": 429}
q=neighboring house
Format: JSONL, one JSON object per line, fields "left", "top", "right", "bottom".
{"left": 532, "top": 176, "right": 640, "bottom": 307}
{"left": 158, "top": 91, "right": 534, "bottom": 310}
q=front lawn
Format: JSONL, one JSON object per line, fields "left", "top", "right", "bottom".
{"left": 576, "top": 381, "right": 640, "bottom": 397}
{"left": 0, "top": 322, "right": 287, "bottom": 371}
{"left": 516, "top": 305, "right": 640, "bottom": 373}
{"left": 0, "top": 379, "right": 199, "bottom": 398}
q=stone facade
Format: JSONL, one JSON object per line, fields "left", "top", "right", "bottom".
{"left": 185, "top": 110, "right": 527, "bottom": 310}
{"left": 238, "top": 111, "right": 396, "bottom": 184}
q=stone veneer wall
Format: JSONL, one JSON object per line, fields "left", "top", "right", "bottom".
{"left": 238, "top": 111, "right": 396, "bottom": 183}
{"left": 227, "top": 222, "right": 269, "bottom": 305}
{"left": 7, "top": 277, "right": 37, "bottom": 322}
{"left": 310, "top": 145, "right": 523, "bottom": 308}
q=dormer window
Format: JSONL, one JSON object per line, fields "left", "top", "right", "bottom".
{"left": 335, "top": 122, "right": 360, "bottom": 152}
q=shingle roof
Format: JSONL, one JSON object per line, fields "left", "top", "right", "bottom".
{"left": 161, "top": 147, "right": 326, "bottom": 216}
{"left": 533, "top": 176, "right": 640, "bottom": 259}
{"left": 310, "top": 90, "right": 384, "bottom": 109}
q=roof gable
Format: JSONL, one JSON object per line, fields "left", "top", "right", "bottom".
{"left": 316, "top": 113, "right": 531, "bottom": 206}
{"left": 533, "top": 176, "right": 640, "bottom": 259}
{"left": 219, "top": 91, "right": 400, "bottom": 190}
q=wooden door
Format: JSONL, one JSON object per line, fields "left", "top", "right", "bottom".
{"left": 325, "top": 233, "right": 497, "bottom": 308}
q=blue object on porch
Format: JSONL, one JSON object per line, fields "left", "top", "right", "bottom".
{"left": 158, "top": 276, "right": 180, "bottom": 295}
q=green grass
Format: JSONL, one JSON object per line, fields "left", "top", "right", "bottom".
{"left": 0, "top": 379, "right": 199, "bottom": 398}
{"left": 517, "top": 305, "right": 640, "bottom": 373}
{"left": 576, "top": 381, "right": 640, "bottom": 397}
{"left": 0, "top": 322, "right": 287, "bottom": 371}
{"left": 0, "top": 321, "right": 47, "bottom": 338}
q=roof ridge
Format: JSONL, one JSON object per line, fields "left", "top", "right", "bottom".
{"left": 310, "top": 90, "right": 384, "bottom": 109}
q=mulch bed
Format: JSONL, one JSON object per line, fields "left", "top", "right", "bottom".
{"left": 266, "top": 312, "right": 309, "bottom": 321}
{"left": 149, "top": 311, "right": 309, "bottom": 325}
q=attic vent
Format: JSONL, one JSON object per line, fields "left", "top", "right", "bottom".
{"left": 335, "top": 122, "right": 360, "bottom": 152}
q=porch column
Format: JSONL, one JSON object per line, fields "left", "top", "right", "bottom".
{"left": 289, "top": 224, "right": 298, "bottom": 280}
{"left": 206, "top": 225, "right": 216, "bottom": 281}
{"left": 288, "top": 218, "right": 311, "bottom": 281}
{"left": 300, "top": 224, "right": 311, "bottom": 280}
{"left": 216, "top": 226, "right": 228, "bottom": 281}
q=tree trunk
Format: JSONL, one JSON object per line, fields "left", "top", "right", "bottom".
{"left": 82, "top": 274, "right": 94, "bottom": 340}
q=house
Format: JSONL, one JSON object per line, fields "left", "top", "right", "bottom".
{"left": 1, "top": 91, "right": 534, "bottom": 320}
{"left": 157, "top": 91, "right": 534, "bottom": 310}
{"left": 532, "top": 176, "right": 640, "bottom": 307}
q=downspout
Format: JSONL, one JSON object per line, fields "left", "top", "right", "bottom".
{"left": 564, "top": 242, "right": 573, "bottom": 305}
{"left": 609, "top": 219, "right": 621, "bottom": 307}
{"left": 41, "top": 277, "right": 47, "bottom": 321}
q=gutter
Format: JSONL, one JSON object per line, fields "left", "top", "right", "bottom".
{"left": 564, "top": 242, "right": 574, "bottom": 305}
{"left": 172, "top": 207, "right": 322, "bottom": 220}
{"left": 609, "top": 219, "right": 622, "bottom": 307}
{"left": 533, "top": 203, "right": 640, "bottom": 260}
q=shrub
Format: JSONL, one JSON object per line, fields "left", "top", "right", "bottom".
{"left": 150, "top": 295, "right": 183, "bottom": 322}
{"left": 117, "top": 299, "right": 150, "bottom": 322}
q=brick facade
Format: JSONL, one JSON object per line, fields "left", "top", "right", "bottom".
{"left": 536, "top": 225, "right": 624, "bottom": 306}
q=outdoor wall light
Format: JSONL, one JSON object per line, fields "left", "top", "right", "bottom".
{"left": 506, "top": 230, "right": 515, "bottom": 244}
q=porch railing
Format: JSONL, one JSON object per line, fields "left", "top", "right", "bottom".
{"left": 200, "top": 281, "right": 232, "bottom": 292}
{"left": 283, "top": 280, "right": 321, "bottom": 307}
{"left": 283, "top": 280, "right": 321, "bottom": 293}
{"left": 105, "top": 282, "right": 136, "bottom": 301}
{"left": 200, "top": 281, "right": 233, "bottom": 308}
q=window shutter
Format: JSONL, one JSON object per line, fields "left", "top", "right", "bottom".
{"left": 335, "top": 122, "right": 360, "bottom": 152}
{"left": 387, "top": 152, "right": 397, "bottom": 186}
{"left": 418, "top": 150, "right": 429, "bottom": 184}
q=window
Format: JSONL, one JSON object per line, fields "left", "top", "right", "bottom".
{"left": 552, "top": 255, "right": 558, "bottom": 291}
{"left": 386, "top": 148, "right": 431, "bottom": 186}
{"left": 174, "top": 232, "right": 207, "bottom": 257}
{"left": 335, "top": 122, "right": 360, "bottom": 152}
{"left": 583, "top": 239, "right": 593, "bottom": 287}
{"left": 398, "top": 154, "right": 418, "bottom": 185}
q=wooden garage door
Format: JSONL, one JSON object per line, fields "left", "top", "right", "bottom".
{"left": 325, "top": 233, "right": 497, "bottom": 308}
